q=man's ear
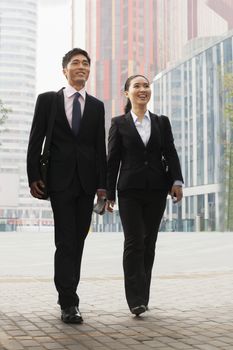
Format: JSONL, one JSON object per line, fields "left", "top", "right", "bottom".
{"left": 63, "top": 68, "right": 67, "bottom": 79}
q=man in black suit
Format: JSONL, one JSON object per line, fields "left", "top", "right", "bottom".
{"left": 27, "top": 48, "right": 106, "bottom": 323}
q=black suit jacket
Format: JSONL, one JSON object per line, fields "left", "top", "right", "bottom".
{"left": 27, "top": 88, "right": 107, "bottom": 195}
{"left": 107, "top": 112, "right": 183, "bottom": 200}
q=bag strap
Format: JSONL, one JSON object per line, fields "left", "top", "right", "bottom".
{"left": 157, "top": 114, "right": 170, "bottom": 172}
{"left": 42, "top": 92, "right": 57, "bottom": 157}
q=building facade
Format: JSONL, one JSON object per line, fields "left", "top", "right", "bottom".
{"left": 150, "top": 32, "right": 233, "bottom": 232}
{"left": 0, "top": 0, "right": 46, "bottom": 230}
{"left": 84, "top": 0, "right": 158, "bottom": 132}
{"left": 154, "top": 0, "right": 233, "bottom": 73}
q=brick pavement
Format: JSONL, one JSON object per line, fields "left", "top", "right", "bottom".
{"left": 0, "top": 232, "right": 233, "bottom": 350}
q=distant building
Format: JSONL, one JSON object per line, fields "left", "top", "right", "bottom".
{"left": 82, "top": 0, "right": 158, "bottom": 133}
{"left": 154, "top": 0, "right": 233, "bottom": 73}
{"left": 0, "top": 0, "right": 49, "bottom": 230}
{"left": 71, "top": 0, "right": 233, "bottom": 135}
{"left": 150, "top": 32, "right": 233, "bottom": 232}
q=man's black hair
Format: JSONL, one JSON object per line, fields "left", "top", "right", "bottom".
{"left": 62, "top": 48, "right": 91, "bottom": 68}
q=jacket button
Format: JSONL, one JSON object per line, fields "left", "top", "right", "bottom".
{"left": 144, "top": 161, "right": 148, "bottom": 165}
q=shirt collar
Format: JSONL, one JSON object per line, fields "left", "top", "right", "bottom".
{"left": 64, "top": 84, "right": 86, "bottom": 100}
{"left": 131, "top": 110, "right": 150, "bottom": 123}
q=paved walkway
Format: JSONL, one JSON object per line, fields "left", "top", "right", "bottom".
{"left": 0, "top": 231, "right": 233, "bottom": 350}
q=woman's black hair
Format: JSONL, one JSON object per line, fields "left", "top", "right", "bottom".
{"left": 124, "top": 74, "right": 149, "bottom": 113}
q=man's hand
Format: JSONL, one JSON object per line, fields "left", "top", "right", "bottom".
{"left": 96, "top": 189, "right": 106, "bottom": 199}
{"left": 30, "top": 180, "right": 45, "bottom": 199}
{"left": 106, "top": 200, "right": 115, "bottom": 213}
{"left": 170, "top": 185, "right": 183, "bottom": 203}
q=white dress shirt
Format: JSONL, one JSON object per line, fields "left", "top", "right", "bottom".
{"left": 131, "top": 110, "right": 151, "bottom": 146}
{"left": 63, "top": 84, "right": 86, "bottom": 128}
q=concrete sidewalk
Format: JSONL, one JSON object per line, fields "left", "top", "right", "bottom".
{"left": 0, "top": 231, "right": 233, "bottom": 350}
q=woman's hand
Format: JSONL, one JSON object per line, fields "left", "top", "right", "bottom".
{"left": 106, "top": 200, "right": 115, "bottom": 213}
{"left": 170, "top": 185, "right": 183, "bottom": 203}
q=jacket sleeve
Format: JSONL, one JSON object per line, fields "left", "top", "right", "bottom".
{"left": 162, "top": 115, "right": 183, "bottom": 183}
{"left": 96, "top": 101, "right": 107, "bottom": 189}
{"left": 107, "top": 117, "right": 122, "bottom": 201}
{"left": 26, "top": 93, "right": 50, "bottom": 186}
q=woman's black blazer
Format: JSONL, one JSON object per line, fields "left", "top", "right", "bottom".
{"left": 107, "top": 111, "right": 183, "bottom": 200}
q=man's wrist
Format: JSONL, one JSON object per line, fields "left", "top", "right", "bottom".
{"left": 97, "top": 189, "right": 106, "bottom": 197}
{"left": 173, "top": 180, "right": 183, "bottom": 187}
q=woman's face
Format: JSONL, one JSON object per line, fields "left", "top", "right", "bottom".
{"left": 125, "top": 76, "right": 151, "bottom": 108}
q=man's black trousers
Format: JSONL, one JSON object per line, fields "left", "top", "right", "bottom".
{"left": 50, "top": 180, "right": 94, "bottom": 309}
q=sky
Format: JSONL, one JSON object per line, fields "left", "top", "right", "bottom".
{"left": 36, "top": 0, "right": 85, "bottom": 94}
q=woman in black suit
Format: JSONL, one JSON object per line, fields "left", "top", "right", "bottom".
{"left": 106, "top": 75, "right": 183, "bottom": 316}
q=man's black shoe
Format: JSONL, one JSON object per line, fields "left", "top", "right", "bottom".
{"left": 130, "top": 305, "right": 146, "bottom": 316}
{"left": 61, "top": 306, "right": 83, "bottom": 324}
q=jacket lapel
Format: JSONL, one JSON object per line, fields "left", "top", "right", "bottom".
{"left": 124, "top": 111, "right": 161, "bottom": 149}
{"left": 56, "top": 88, "right": 74, "bottom": 135}
{"left": 147, "top": 112, "right": 162, "bottom": 149}
{"left": 79, "top": 93, "right": 91, "bottom": 129}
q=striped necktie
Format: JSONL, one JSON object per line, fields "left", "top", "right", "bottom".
{"left": 72, "top": 92, "right": 81, "bottom": 135}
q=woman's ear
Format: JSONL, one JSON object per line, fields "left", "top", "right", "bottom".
{"left": 124, "top": 91, "right": 129, "bottom": 98}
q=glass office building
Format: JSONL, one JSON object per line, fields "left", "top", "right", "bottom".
{"left": 150, "top": 32, "right": 233, "bottom": 232}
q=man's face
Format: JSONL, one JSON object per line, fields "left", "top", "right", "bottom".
{"left": 63, "top": 54, "right": 90, "bottom": 87}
